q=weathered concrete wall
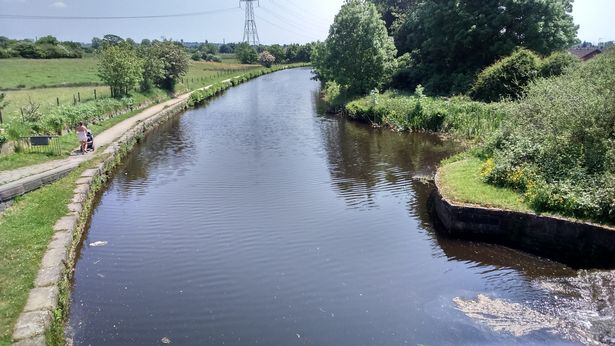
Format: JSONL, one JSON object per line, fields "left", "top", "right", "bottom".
{"left": 11, "top": 99, "right": 189, "bottom": 346}
{"left": 430, "top": 187, "right": 615, "bottom": 269}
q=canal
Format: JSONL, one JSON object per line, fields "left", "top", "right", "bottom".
{"left": 68, "top": 68, "right": 614, "bottom": 345}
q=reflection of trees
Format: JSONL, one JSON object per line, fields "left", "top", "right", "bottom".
{"left": 319, "top": 116, "right": 458, "bottom": 209}
{"left": 113, "top": 116, "right": 196, "bottom": 198}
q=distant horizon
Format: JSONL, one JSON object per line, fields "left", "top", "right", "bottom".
{"left": 1, "top": 0, "right": 613, "bottom": 45}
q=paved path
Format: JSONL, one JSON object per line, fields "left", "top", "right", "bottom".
{"left": 0, "top": 91, "right": 193, "bottom": 202}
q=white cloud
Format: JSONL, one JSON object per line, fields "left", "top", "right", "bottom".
{"left": 50, "top": 1, "right": 66, "bottom": 8}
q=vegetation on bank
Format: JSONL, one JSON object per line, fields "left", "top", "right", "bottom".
{"left": 479, "top": 50, "right": 615, "bottom": 223}
{"left": 0, "top": 166, "right": 86, "bottom": 345}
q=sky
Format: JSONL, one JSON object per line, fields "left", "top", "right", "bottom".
{"left": 0, "top": 0, "right": 613, "bottom": 45}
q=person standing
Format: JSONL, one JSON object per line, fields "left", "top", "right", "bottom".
{"left": 76, "top": 122, "right": 89, "bottom": 154}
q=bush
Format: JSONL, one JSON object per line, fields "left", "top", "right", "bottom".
{"left": 470, "top": 49, "right": 541, "bottom": 102}
{"left": 540, "top": 51, "right": 579, "bottom": 78}
{"left": 191, "top": 52, "right": 202, "bottom": 61}
{"left": 481, "top": 49, "right": 615, "bottom": 222}
{"left": 258, "top": 51, "right": 275, "bottom": 68}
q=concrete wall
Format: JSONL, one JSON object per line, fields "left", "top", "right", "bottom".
{"left": 430, "top": 189, "right": 615, "bottom": 269}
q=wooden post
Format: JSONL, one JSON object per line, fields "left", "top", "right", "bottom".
{"left": 0, "top": 110, "right": 3, "bottom": 124}
{"left": 78, "top": 92, "right": 81, "bottom": 102}
{"left": 56, "top": 97, "right": 60, "bottom": 106}
{"left": 73, "top": 95, "right": 77, "bottom": 105}
{"left": 94, "top": 89, "right": 97, "bottom": 100}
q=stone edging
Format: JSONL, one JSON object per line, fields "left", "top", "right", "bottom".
{"left": 430, "top": 170, "right": 615, "bottom": 269}
{"left": 11, "top": 98, "right": 189, "bottom": 345}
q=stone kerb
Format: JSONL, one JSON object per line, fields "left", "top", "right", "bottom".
{"left": 431, "top": 171, "right": 615, "bottom": 269}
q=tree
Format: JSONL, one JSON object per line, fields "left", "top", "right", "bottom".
{"left": 394, "top": 0, "right": 578, "bottom": 94}
{"left": 141, "top": 39, "right": 152, "bottom": 47}
{"left": 138, "top": 46, "right": 165, "bottom": 92}
{"left": 267, "top": 44, "right": 284, "bottom": 63}
{"left": 152, "top": 41, "right": 189, "bottom": 91}
{"left": 219, "top": 43, "right": 233, "bottom": 54}
{"left": 91, "top": 37, "right": 102, "bottom": 49}
{"left": 102, "top": 34, "right": 124, "bottom": 47}
{"left": 313, "top": 0, "right": 397, "bottom": 95}
{"left": 235, "top": 42, "right": 258, "bottom": 64}
{"left": 36, "top": 35, "right": 58, "bottom": 45}
{"left": 98, "top": 43, "right": 143, "bottom": 97}
{"left": 368, "top": 0, "right": 417, "bottom": 33}
{"left": 258, "top": 51, "right": 275, "bottom": 68}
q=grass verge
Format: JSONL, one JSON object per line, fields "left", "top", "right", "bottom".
{"left": 437, "top": 156, "right": 531, "bottom": 212}
{"left": 0, "top": 165, "right": 89, "bottom": 345}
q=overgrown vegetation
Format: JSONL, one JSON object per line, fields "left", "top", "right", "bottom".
{"left": 344, "top": 88, "right": 506, "bottom": 139}
{"left": 0, "top": 35, "right": 83, "bottom": 59}
{"left": 479, "top": 50, "right": 615, "bottom": 223}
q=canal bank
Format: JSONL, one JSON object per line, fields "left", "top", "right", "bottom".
{"left": 6, "top": 65, "right": 305, "bottom": 346}
{"left": 431, "top": 159, "right": 615, "bottom": 269}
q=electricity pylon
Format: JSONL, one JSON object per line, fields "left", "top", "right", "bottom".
{"left": 240, "top": 0, "right": 260, "bottom": 46}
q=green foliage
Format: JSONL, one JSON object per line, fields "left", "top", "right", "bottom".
{"left": 152, "top": 41, "right": 189, "bottom": 91}
{"left": 540, "top": 51, "right": 580, "bottom": 78}
{"left": 97, "top": 43, "right": 143, "bottom": 97}
{"left": 345, "top": 90, "right": 505, "bottom": 138}
{"left": 139, "top": 45, "right": 165, "bottom": 92}
{"left": 236, "top": 43, "right": 258, "bottom": 64}
{"left": 258, "top": 51, "right": 275, "bottom": 68}
{"left": 481, "top": 50, "right": 615, "bottom": 222}
{"left": 313, "top": 0, "right": 397, "bottom": 95}
{"left": 0, "top": 36, "right": 83, "bottom": 59}
{"left": 470, "top": 49, "right": 541, "bottom": 102}
{"left": 394, "top": 0, "right": 578, "bottom": 94}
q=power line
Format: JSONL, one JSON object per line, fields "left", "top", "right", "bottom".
{"left": 0, "top": 7, "right": 238, "bottom": 20}
{"left": 256, "top": 13, "right": 320, "bottom": 42}
{"left": 258, "top": 6, "right": 323, "bottom": 39}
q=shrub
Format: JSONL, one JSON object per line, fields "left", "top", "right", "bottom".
{"left": 540, "top": 51, "right": 580, "bottom": 78}
{"left": 481, "top": 49, "right": 615, "bottom": 222}
{"left": 258, "top": 51, "right": 275, "bottom": 68}
{"left": 470, "top": 49, "right": 541, "bottom": 102}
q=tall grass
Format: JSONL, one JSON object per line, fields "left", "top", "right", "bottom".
{"left": 344, "top": 91, "right": 506, "bottom": 139}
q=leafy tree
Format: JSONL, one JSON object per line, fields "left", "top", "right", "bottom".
{"left": 36, "top": 35, "right": 58, "bottom": 45}
{"left": 91, "top": 37, "right": 102, "bottom": 49}
{"left": 267, "top": 44, "right": 284, "bottom": 63}
{"left": 285, "top": 44, "right": 300, "bottom": 63}
{"left": 540, "top": 51, "right": 579, "bottom": 78}
{"left": 138, "top": 46, "right": 165, "bottom": 92}
{"left": 98, "top": 43, "right": 143, "bottom": 97}
{"left": 258, "top": 51, "right": 275, "bottom": 68}
{"left": 313, "top": 0, "right": 397, "bottom": 95}
{"left": 199, "top": 42, "right": 218, "bottom": 55}
{"left": 152, "top": 41, "right": 189, "bottom": 91}
{"left": 141, "top": 39, "right": 152, "bottom": 47}
{"left": 235, "top": 42, "right": 258, "bottom": 64}
{"left": 394, "top": 0, "right": 579, "bottom": 94}
{"left": 219, "top": 44, "right": 233, "bottom": 54}
{"left": 102, "top": 34, "right": 124, "bottom": 47}
{"left": 368, "top": 0, "right": 417, "bottom": 33}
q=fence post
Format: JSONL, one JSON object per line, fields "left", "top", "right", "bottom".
{"left": 73, "top": 95, "right": 77, "bottom": 105}
{"left": 57, "top": 97, "right": 60, "bottom": 106}
{"left": 0, "top": 110, "right": 3, "bottom": 124}
{"left": 78, "top": 92, "right": 81, "bottom": 102}
{"left": 94, "top": 89, "right": 97, "bottom": 100}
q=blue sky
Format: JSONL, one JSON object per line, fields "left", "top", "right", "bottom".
{"left": 0, "top": 0, "right": 613, "bottom": 44}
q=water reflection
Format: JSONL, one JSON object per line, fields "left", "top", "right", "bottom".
{"left": 319, "top": 115, "right": 457, "bottom": 209}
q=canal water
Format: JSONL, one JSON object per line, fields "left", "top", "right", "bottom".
{"left": 68, "top": 68, "right": 615, "bottom": 345}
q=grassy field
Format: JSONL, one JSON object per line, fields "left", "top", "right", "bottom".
{"left": 437, "top": 157, "right": 531, "bottom": 212}
{"left": 0, "top": 57, "right": 101, "bottom": 90}
{"left": 0, "top": 57, "right": 256, "bottom": 124}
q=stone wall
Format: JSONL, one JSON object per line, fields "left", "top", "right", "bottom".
{"left": 430, "top": 186, "right": 615, "bottom": 269}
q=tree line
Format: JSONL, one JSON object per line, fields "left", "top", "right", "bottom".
{"left": 0, "top": 35, "right": 83, "bottom": 59}
{"left": 313, "top": 0, "right": 580, "bottom": 97}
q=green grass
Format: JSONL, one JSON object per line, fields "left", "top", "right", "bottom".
{"left": 0, "top": 166, "right": 86, "bottom": 345}
{"left": 0, "top": 58, "right": 257, "bottom": 124}
{"left": 0, "top": 57, "right": 101, "bottom": 90}
{"left": 437, "top": 157, "right": 531, "bottom": 212}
